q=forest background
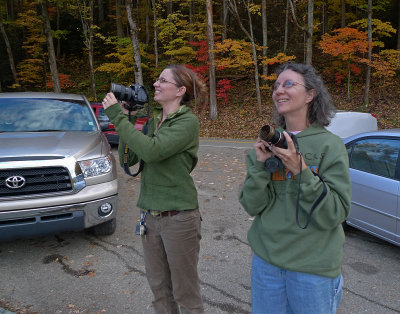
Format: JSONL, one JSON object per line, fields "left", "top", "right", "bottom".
{"left": 0, "top": 0, "right": 399, "bottom": 139}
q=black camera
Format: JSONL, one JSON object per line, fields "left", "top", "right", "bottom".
{"left": 259, "top": 124, "right": 289, "bottom": 149}
{"left": 259, "top": 124, "right": 296, "bottom": 172}
{"left": 111, "top": 82, "right": 149, "bottom": 111}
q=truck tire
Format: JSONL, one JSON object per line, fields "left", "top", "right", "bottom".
{"left": 90, "top": 218, "right": 116, "bottom": 236}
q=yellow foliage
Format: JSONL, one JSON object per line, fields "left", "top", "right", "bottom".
{"left": 261, "top": 53, "right": 296, "bottom": 66}
{"left": 248, "top": 4, "right": 261, "bottom": 16}
{"left": 213, "top": 39, "right": 254, "bottom": 72}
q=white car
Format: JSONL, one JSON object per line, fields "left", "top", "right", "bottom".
{"left": 327, "top": 111, "right": 377, "bottom": 139}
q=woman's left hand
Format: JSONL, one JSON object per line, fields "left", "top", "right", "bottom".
{"left": 269, "top": 131, "right": 307, "bottom": 175}
{"left": 102, "top": 92, "right": 118, "bottom": 109}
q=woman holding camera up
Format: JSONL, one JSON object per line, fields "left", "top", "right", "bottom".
{"left": 239, "top": 63, "right": 351, "bottom": 314}
{"left": 102, "top": 64, "right": 207, "bottom": 314}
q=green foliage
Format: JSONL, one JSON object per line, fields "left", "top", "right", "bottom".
{"left": 95, "top": 37, "right": 154, "bottom": 85}
{"left": 349, "top": 19, "right": 396, "bottom": 48}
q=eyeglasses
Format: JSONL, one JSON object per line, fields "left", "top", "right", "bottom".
{"left": 155, "top": 77, "right": 179, "bottom": 86}
{"left": 271, "top": 80, "right": 307, "bottom": 92}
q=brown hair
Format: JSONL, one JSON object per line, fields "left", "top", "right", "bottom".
{"left": 274, "top": 63, "right": 336, "bottom": 127}
{"left": 165, "top": 64, "right": 208, "bottom": 107}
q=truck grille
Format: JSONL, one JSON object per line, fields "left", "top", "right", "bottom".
{"left": 0, "top": 167, "right": 72, "bottom": 197}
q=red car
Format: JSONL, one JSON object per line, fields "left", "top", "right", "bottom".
{"left": 91, "top": 103, "right": 149, "bottom": 145}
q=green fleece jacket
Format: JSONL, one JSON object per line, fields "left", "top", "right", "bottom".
{"left": 239, "top": 124, "right": 351, "bottom": 278}
{"left": 105, "top": 104, "right": 199, "bottom": 211}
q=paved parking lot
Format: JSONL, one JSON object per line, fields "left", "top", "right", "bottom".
{"left": 0, "top": 139, "right": 399, "bottom": 313}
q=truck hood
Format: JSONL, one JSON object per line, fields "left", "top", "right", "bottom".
{"left": 0, "top": 131, "right": 105, "bottom": 161}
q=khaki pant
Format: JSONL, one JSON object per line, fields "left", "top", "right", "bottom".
{"left": 141, "top": 209, "right": 204, "bottom": 314}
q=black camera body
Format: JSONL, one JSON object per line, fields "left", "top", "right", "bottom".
{"left": 259, "top": 124, "right": 297, "bottom": 172}
{"left": 111, "top": 82, "right": 149, "bottom": 111}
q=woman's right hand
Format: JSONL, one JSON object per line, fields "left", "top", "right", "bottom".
{"left": 120, "top": 101, "right": 137, "bottom": 116}
{"left": 254, "top": 137, "right": 273, "bottom": 162}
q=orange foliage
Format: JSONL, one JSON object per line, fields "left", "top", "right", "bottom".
{"left": 46, "top": 73, "right": 75, "bottom": 89}
{"left": 319, "top": 27, "right": 370, "bottom": 61}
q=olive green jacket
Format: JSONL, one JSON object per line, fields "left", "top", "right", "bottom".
{"left": 105, "top": 104, "right": 199, "bottom": 211}
{"left": 239, "top": 124, "right": 351, "bottom": 278}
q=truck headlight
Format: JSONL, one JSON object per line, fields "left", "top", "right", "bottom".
{"left": 79, "top": 155, "right": 112, "bottom": 178}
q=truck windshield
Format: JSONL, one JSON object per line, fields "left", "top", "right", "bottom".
{"left": 0, "top": 98, "right": 98, "bottom": 132}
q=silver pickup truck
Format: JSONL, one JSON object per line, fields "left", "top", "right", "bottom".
{"left": 0, "top": 92, "right": 118, "bottom": 241}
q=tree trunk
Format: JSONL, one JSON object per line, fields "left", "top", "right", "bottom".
{"left": 145, "top": 0, "right": 150, "bottom": 45}
{"left": 284, "top": 0, "right": 289, "bottom": 53}
{"left": 288, "top": 0, "right": 311, "bottom": 62}
{"left": 126, "top": 0, "right": 143, "bottom": 85}
{"left": 206, "top": 0, "right": 218, "bottom": 120}
{"left": 397, "top": 1, "right": 400, "bottom": 50}
{"left": 151, "top": 0, "right": 159, "bottom": 68}
{"left": 347, "top": 64, "right": 351, "bottom": 101}
{"left": 0, "top": 15, "right": 19, "bottom": 86}
{"left": 41, "top": 0, "right": 61, "bottom": 92}
{"left": 56, "top": 2, "right": 61, "bottom": 59}
{"left": 341, "top": 0, "right": 345, "bottom": 27}
{"left": 189, "top": 0, "right": 194, "bottom": 42}
{"left": 227, "top": 0, "right": 262, "bottom": 115}
{"left": 321, "top": 0, "right": 326, "bottom": 35}
{"left": 167, "top": 0, "right": 173, "bottom": 15}
{"left": 261, "top": 0, "right": 268, "bottom": 79}
{"left": 363, "top": 0, "right": 372, "bottom": 106}
{"left": 77, "top": 0, "right": 97, "bottom": 99}
{"left": 305, "top": 0, "right": 313, "bottom": 65}
{"left": 222, "top": 0, "right": 228, "bottom": 41}
{"left": 98, "top": 0, "right": 104, "bottom": 27}
{"left": 88, "top": 0, "right": 97, "bottom": 100}
{"left": 116, "top": 0, "right": 124, "bottom": 38}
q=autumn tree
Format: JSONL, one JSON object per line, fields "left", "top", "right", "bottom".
{"left": 349, "top": 17, "right": 396, "bottom": 105}
{"left": 227, "top": 0, "right": 262, "bottom": 115}
{"left": 0, "top": 12, "right": 19, "bottom": 87}
{"left": 319, "top": 27, "right": 369, "bottom": 100}
{"left": 363, "top": 0, "right": 372, "bottom": 106}
{"left": 397, "top": 1, "right": 400, "bottom": 50}
{"left": 261, "top": 0, "right": 268, "bottom": 78}
{"left": 15, "top": 2, "right": 47, "bottom": 89}
{"left": 126, "top": 0, "right": 143, "bottom": 85}
{"left": 206, "top": 0, "right": 217, "bottom": 120}
{"left": 76, "top": 0, "right": 97, "bottom": 99}
{"left": 287, "top": 0, "right": 313, "bottom": 64}
{"left": 41, "top": 0, "right": 61, "bottom": 92}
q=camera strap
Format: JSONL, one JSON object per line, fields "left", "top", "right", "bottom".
{"left": 294, "top": 154, "right": 328, "bottom": 229}
{"left": 123, "top": 113, "right": 149, "bottom": 177}
{"left": 290, "top": 135, "right": 327, "bottom": 229}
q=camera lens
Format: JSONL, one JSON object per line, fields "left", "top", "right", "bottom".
{"left": 110, "top": 83, "right": 135, "bottom": 103}
{"left": 259, "top": 124, "right": 287, "bottom": 149}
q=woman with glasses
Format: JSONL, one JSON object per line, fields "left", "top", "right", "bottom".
{"left": 102, "top": 64, "right": 207, "bottom": 314}
{"left": 239, "top": 63, "right": 351, "bottom": 314}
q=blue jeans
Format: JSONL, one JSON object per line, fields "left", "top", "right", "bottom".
{"left": 251, "top": 253, "right": 343, "bottom": 314}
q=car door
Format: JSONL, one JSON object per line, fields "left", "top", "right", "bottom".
{"left": 346, "top": 137, "right": 400, "bottom": 245}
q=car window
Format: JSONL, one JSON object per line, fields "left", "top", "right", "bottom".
{"left": 348, "top": 138, "right": 400, "bottom": 179}
{"left": 97, "top": 107, "right": 110, "bottom": 122}
{"left": 0, "top": 98, "right": 97, "bottom": 132}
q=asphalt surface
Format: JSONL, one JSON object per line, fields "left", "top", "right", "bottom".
{"left": 0, "top": 138, "right": 399, "bottom": 314}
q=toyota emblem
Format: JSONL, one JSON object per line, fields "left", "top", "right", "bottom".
{"left": 5, "top": 176, "right": 26, "bottom": 189}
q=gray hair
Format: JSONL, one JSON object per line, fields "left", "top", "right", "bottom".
{"left": 273, "top": 63, "right": 336, "bottom": 127}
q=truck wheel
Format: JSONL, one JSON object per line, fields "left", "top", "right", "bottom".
{"left": 90, "top": 218, "right": 116, "bottom": 236}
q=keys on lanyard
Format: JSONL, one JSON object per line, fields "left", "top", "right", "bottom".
{"left": 135, "top": 211, "right": 147, "bottom": 236}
